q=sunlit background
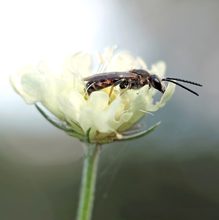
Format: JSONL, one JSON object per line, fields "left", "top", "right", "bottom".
{"left": 1, "top": 0, "right": 219, "bottom": 219}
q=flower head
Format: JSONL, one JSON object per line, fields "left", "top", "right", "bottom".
{"left": 10, "top": 47, "right": 175, "bottom": 144}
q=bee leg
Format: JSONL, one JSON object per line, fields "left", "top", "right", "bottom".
{"left": 147, "top": 79, "right": 151, "bottom": 90}
{"left": 108, "top": 79, "right": 125, "bottom": 97}
{"left": 85, "top": 82, "right": 96, "bottom": 95}
{"left": 119, "top": 80, "right": 131, "bottom": 96}
{"left": 108, "top": 84, "right": 116, "bottom": 97}
{"left": 119, "top": 80, "right": 129, "bottom": 89}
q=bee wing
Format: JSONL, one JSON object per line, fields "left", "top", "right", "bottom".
{"left": 83, "top": 71, "right": 135, "bottom": 81}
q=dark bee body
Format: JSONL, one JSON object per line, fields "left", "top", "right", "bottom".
{"left": 84, "top": 69, "right": 202, "bottom": 96}
{"left": 84, "top": 69, "right": 152, "bottom": 94}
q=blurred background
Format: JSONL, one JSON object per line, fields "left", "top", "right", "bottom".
{"left": 0, "top": 0, "right": 219, "bottom": 219}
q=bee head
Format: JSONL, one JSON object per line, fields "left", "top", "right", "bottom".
{"left": 149, "top": 74, "right": 166, "bottom": 93}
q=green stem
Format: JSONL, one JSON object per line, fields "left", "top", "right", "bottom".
{"left": 76, "top": 144, "right": 101, "bottom": 220}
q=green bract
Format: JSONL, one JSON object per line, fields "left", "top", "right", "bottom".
{"left": 10, "top": 48, "right": 175, "bottom": 144}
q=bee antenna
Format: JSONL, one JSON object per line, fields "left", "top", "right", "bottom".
{"left": 162, "top": 79, "right": 199, "bottom": 96}
{"left": 165, "top": 77, "right": 202, "bottom": 87}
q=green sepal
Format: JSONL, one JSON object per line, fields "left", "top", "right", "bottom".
{"left": 85, "top": 128, "right": 92, "bottom": 143}
{"left": 117, "top": 121, "right": 161, "bottom": 141}
{"left": 35, "top": 104, "right": 84, "bottom": 139}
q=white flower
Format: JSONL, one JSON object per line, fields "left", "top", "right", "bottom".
{"left": 10, "top": 47, "right": 175, "bottom": 144}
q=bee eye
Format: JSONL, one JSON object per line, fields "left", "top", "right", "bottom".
{"left": 150, "top": 75, "right": 163, "bottom": 92}
{"left": 153, "top": 77, "right": 160, "bottom": 84}
{"left": 151, "top": 75, "right": 160, "bottom": 84}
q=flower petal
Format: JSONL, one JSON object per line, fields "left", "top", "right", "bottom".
{"left": 107, "top": 97, "right": 133, "bottom": 130}
{"left": 10, "top": 65, "right": 45, "bottom": 104}
{"left": 78, "top": 91, "right": 113, "bottom": 133}
{"left": 117, "top": 89, "right": 148, "bottom": 131}
{"left": 148, "top": 82, "right": 176, "bottom": 112}
{"left": 88, "top": 91, "right": 109, "bottom": 110}
{"left": 150, "top": 61, "right": 166, "bottom": 78}
{"left": 57, "top": 90, "right": 86, "bottom": 123}
{"left": 106, "top": 51, "right": 147, "bottom": 72}
{"left": 64, "top": 52, "right": 92, "bottom": 78}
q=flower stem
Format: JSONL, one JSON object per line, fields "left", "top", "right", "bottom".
{"left": 76, "top": 143, "right": 101, "bottom": 220}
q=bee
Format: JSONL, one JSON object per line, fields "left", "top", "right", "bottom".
{"left": 84, "top": 69, "right": 202, "bottom": 96}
